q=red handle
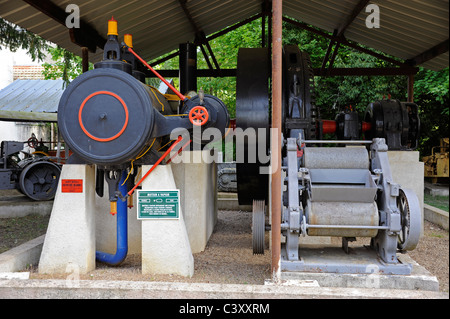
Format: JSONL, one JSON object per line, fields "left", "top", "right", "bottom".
{"left": 189, "top": 106, "right": 209, "bottom": 126}
{"left": 127, "top": 47, "right": 187, "bottom": 101}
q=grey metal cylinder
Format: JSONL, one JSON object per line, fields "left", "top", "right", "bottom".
{"left": 304, "top": 147, "right": 369, "bottom": 169}
{"left": 306, "top": 201, "right": 379, "bottom": 237}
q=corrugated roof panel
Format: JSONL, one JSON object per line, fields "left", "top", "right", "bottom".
{"left": 0, "top": 80, "right": 64, "bottom": 116}
{"left": 284, "top": 0, "right": 359, "bottom": 33}
{"left": 0, "top": 0, "right": 448, "bottom": 70}
{"left": 343, "top": 0, "right": 449, "bottom": 69}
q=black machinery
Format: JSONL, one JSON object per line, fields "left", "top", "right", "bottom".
{"left": 235, "top": 45, "right": 422, "bottom": 274}
{"left": 0, "top": 136, "right": 61, "bottom": 201}
{"left": 57, "top": 18, "right": 230, "bottom": 210}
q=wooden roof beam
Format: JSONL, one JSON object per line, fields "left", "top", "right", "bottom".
{"left": 22, "top": 0, "right": 106, "bottom": 53}
{"left": 406, "top": 39, "right": 449, "bottom": 66}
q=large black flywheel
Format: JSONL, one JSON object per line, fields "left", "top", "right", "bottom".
{"left": 235, "top": 48, "right": 271, "bottom": 205}
{"left": 235, "top": 46, "right": 317, "bottom": 205}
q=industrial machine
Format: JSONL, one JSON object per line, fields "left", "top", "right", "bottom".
{"left": 0, "top": 136, "right": 61, "bottom": 201}
{"left": 235, "top": 46, "right": 422, "bottom": 274}
{"left": 57, "top": 18, "right": 229, "bottom": 223}
{"left": 423, "top": 137, "right": 449, "bottom": 183}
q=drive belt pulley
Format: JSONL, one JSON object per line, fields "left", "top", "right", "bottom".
{"left": 235, "top": 48, "right": 271, "bottom": 205}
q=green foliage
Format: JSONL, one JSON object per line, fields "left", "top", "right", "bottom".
{"left": 154, "top": 18, "right": 266, "bottom": 119}
{"left": 414, "top": 67, "right": 449, "bottom": 156}
{"left": 152, "top": 18, "right": 448, "bottom": 157}
{"left": 42, "top": 46, "right": 93, "bottom": 87}
{"left": 0, "top": 17, "right": 50, "bottom": 62}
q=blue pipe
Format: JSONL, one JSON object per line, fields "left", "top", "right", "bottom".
{"left": 96, "top": 171, "right": 128, "bottom": 266}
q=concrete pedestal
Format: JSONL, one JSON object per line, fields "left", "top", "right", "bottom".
{"left": 171, "top": 151, "right": 218, "bottom": 253}
{"left": 388, "top": 151, "right": 424, "bottom": 234}
{"left": 38, "top": 150, "right": 217, "bottom": 277}
{"left": 140, "top": 164, "right": 194, "bottom": 277}
{"left": 39, "top": 165, "right": 96, "bottom": 274}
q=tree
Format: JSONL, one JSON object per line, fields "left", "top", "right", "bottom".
{"left": 42, "top": 45, "right": 93, "bottom": 87}
{"left": 414, "top": 67, "right": 449, "bottom": 156}
{"left": 0, "top": 17, "right": 49, "bottom": 62}
{"left": 153, "top": 18, "right": 448, "bottom": 157}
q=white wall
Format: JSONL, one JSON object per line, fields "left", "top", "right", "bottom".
{"left": 0, "top": 47, "right": 19, "bottom": 142}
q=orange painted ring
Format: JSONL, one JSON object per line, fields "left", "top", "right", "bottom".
{"left": 78, "top": 91, "right": 129, "bottom": 142}
{"left": 188, "top": 106, "right": 209, "bottom": 126}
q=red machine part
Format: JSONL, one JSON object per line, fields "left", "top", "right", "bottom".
{"left": 189, "top": 106, "right": 209, "bottom": 126}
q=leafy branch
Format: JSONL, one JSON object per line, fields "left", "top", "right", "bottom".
{"left": 0, "top": 17, "right": 50, "bottom": 62}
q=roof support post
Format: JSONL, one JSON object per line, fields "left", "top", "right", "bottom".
{"left": 407, "top": 74, "right": 415, "bottom": 103}
{"left": 261, "top": 0, "right": 271, "bottom": 48}
{"left": 271, "top": 0, "right": 282, "bottom": 282}
{"left": 179, "top": 42, "right": 197, "bottom": 94}
{"left": 81, "top": 47, "right": 89, "bottom": 73}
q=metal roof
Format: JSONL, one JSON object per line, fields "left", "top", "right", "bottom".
{"left": 0, "top": 0, "right": 448, "bottom": 70}
{"left": 0, "top": 79, "right": 64, "bottom": 122}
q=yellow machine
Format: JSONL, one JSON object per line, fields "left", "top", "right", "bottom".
{"left": 423, "top": 137, "right": 449, "bottom": 183}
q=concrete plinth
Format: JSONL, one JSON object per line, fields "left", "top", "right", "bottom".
{"left": 38, "top": 165, "right": 96, "bottom": 275}
{"left": 388, "top": 151, "right": 424, "bottom": 234}
{"left": 141, "top": 164, "right": 194, "bottom": 277}
{"left": 172, "top": 150, "right": 218, "bottom": 253}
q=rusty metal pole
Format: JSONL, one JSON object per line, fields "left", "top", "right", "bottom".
{"left": 271, "top": 0, "right": 282, "bottom": 281}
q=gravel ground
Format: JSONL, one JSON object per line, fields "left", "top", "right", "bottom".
{"left": 409, "top": 220, "right": 449, "bottom": 292}
{"left": 30, "top": 210, "right": 449, "bottom": 292}
{"left": 31, "top": 210, "right": 272, "bottom": 285}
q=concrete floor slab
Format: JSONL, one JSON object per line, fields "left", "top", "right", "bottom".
{"left": 0, "top": 278, "right": 447, "bottom": 299}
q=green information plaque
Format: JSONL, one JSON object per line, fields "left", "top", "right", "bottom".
{"left": 137, "top": 190, "right": 180, "bottom": 220}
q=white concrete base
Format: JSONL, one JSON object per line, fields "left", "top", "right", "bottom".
{"left": 38, "top": 165, "right": 96, "bottom": 275}
{"left": 37, "top": 151, "right": 217, "bottom": 277}
{"left": 388, "top": 151, "right": 424, "bottom": 234}
{"left": 141, "top": 164, "right": 194, "bottom": 277}
{"left": 172, "top": 150, "right": 218, "bottom": 253}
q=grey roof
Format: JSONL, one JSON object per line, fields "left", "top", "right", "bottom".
{"left": 0, "top": 0, "right": 448, "bottom": 70}
{"left": 0, "top": 80, "right": 64, "bottom": 122}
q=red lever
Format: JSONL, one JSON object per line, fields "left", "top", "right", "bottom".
{"left": 126, "top": 47, "right": 187, "bottom": 101}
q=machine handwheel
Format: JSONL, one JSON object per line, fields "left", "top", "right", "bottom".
{"left": 19, "top": 161, "right": 61, "bottom": 201}
{"left": 189, "top": 106, "right": 209, "bottom": 126}
{"left": 252, "top": 199, "right": 265, "bottom": 255}
{"left": 27, "top": 136, "right": 39, "bottom": 149}
{"left": 397, "top": 188, "right": 421, "bottom": 251}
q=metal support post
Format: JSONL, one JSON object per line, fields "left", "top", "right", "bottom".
{"left": 179, "top": 42, "right": 197, "bottom": 94}
{"left": 82, "top": 47, "right": 89, "bottom": 73}
{"left": 271, "top": 0, "right": 282, "bottom": 280}
{"left": 407, "top": 74, "right": 415, "bottom": 102}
